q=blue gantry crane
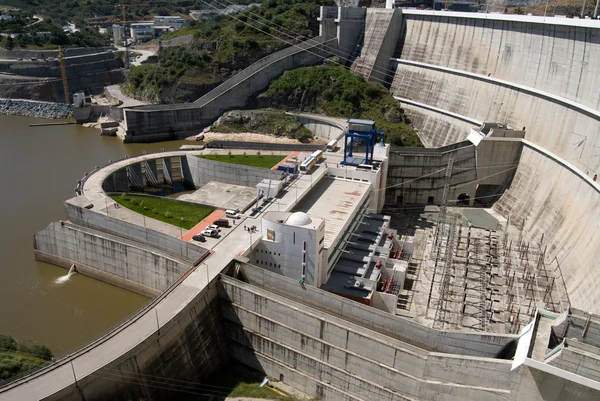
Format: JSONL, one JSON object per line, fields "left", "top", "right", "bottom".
{"left": 342, "top": 119, "right": 384, "bottom": 166}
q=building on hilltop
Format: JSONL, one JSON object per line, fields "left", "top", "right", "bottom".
{"left": 130, "top": 23, "right": 154, "bottom": 43}
{"left": 153, "top": 16, "right": 186, "bottom": 29}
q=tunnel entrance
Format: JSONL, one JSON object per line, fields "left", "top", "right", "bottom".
{"left": 457, "top": 193, "right": 470, "bottom": 206}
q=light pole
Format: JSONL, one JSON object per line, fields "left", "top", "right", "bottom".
{"left": 202, "top": 263, "right": 209, "bottom": 287}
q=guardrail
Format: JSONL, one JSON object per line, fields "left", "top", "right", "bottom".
{"left": 0, "top": 236, "right": 212, "bottom": 391}
{"left": 78, "top": 148, "right": 195, "bottom": 195}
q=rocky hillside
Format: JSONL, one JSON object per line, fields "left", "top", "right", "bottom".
{"left": 124, "top": 0, "right": 333, "bottom": 103}
{"left": 259, "top": 63, "right": 422, "bottom": 147}
{"left": 209, "top": 110, "right": 314, "bottom": 142}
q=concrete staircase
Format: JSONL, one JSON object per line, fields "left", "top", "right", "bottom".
{"left": 119, "top": 36, "right": 336, "bottom": 142}
{"left": 193, "top": 36, "right": 331, "bottom": 106}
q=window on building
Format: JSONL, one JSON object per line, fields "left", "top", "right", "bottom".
{"left": 303, "top": 253, "right": 306, "bottom": 263}
{"left": 303, "top": 241, "right": 306, "bottom": 251}
{"left": 319, "top": 237, "right": 324, "bottom": 245}
{"left": 302, "top": 263, "right": 306, "bottom": 277}
{"left": 427, "top": 196, "right": 435, "bottom": 204}
{"left": 293, "top": 232, "right": 295, "bottom": 244}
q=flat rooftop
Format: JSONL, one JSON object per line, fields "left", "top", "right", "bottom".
{"left": 178, "top": 181, "right": 256, "bottom": 212}
{"left": 293, "top": 177, "right": 370, "bottom": 248}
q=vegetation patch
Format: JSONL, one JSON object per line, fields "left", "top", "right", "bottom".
{"left": 203, "top": 365, "right": 300, "bottom": 400}
{"left": 0, "top": 334, "right": 53, "bottom": 381}
{"left": 261, "top": 63, "right": 422, "bottom": 147}
{"left": 110, "top": 194, "right": 214, "bottom": 230}
{"left": 124, "top": 0, "right": 333, "bottom": 103}
{"left": 197, "top": 153, "right": 285, "bottom": 169}
{"left": 211, "top": 110, "right": 314, "bottom": 142}
{"left": 0, "top": 13, "right": 108, "bottom": 49}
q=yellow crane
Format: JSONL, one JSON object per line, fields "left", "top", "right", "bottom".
{"left": 58, "top": 46, "right": 69, "bottom": 104}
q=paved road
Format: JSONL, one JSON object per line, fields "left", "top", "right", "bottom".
{"left": 25, "top": 15, "right": 44, "bottom": 27}
{"left": 105, "top": 84, "right": 148, "bottom": 108}
{"left": 115, "top": 46, "right": 156, "bottom": 67}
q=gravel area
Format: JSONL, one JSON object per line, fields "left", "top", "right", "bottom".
{"left": 187, "top": 131, "right": 326, "bottom": 145}
{"left": 0, "top": 98, "right": 73, "bottom": 119}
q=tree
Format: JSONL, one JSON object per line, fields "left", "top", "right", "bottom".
{"left": 0, "top": 334, "right": 17, "bottom": 352}
{"left": 3, "top": 36, "right": 15, "bottom": 50}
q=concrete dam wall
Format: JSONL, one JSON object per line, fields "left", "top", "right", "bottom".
{"left": 34, "top": 221, "right": 191, "bottom": 296}
{"left": 391, "top": 11, "right": 600, "bottom": 171}
{"left": 42, "top": 281, "right": 228, "bottom": 401}
{"left": 387, "top": 11, "right": 600, "bottom": 314}
{"left": 220, "top": 263, "right": 598, "bottom": 401}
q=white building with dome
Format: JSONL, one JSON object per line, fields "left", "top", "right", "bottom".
{"left": 254, "top": 211, "right": 326, "bottom": 286}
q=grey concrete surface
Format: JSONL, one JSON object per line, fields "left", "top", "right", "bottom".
{"left": 185, "top": 154, "right": 284, "bottom": 188}
{"left": 178, "top": 181, "right": 257, "bottom": 212}
{"left": 34, "top": 221, "right": 191, "bottom": 295}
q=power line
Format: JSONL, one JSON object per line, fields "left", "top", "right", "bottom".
{"left": 209, "top": 0, "right": 401, "bottom": 86}
{"left": 198, "top": 0, "right": 399, "bottom": 90}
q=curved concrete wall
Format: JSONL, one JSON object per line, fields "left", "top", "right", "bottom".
{"left": 35, "top": 221, "right": 190, "bottom": 296}
{"left": 390, "top": 11, "right": 600, "bottom": 313}
{"left": 391, "top": 61, "right": 600, "bottom": 168}
{"left": 122, "top": 37, "right": 335, "bottom": 142}
{"left": 494, "top": 143, "right": 600, "bottom": 313}
{"left": 392, "top": 13, "right": 600, "bottom": 171}
{"left": 398, "top": 14, "right": 600, "bottom": 110}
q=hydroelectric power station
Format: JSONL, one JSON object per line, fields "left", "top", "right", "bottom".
{"left": 2, "top": 7, "right": 600, "bottom": 401}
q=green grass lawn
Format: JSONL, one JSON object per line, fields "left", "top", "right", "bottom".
{"left": 110, "top": 194, "right": 214, "bottom": 230}
{"left": 203, "top": 366, "right": 299, "bottom": 400}
{"left": 197, "top": 154, "right": 285, "bottom": 169}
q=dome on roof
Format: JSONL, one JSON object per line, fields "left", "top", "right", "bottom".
{"left": 286, "top": 211, "right": 312, "bottom": 226}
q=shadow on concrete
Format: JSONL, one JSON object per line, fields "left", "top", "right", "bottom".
{"left": 381, "top": 204, "right": 435, "bottom": 237}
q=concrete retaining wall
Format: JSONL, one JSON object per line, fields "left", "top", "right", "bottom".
{"left": 236, "top": 263, "right": 514, "bottom": 357}
{"left": 184, "top": 155, "right": 284, "bottom": 188}
{"left": 385, "top": 139, "right": 521, "bottom": 206}
{"left": 64, "top": 198, "right": 207, "bottom": 265}
{"left": 121, "top": 37, "right": 335, "bottom": 142}
{"left": 41, "top": 283, "right": 228, "bottom": 401}
{"left": 220, "top": 273, "right": 514, "bottom": 401}
{"left": 34, "top": 221, "right": 190, "bottom": 295}
{"left": 295, "top": 115, "right": 345, "bottom": 141}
